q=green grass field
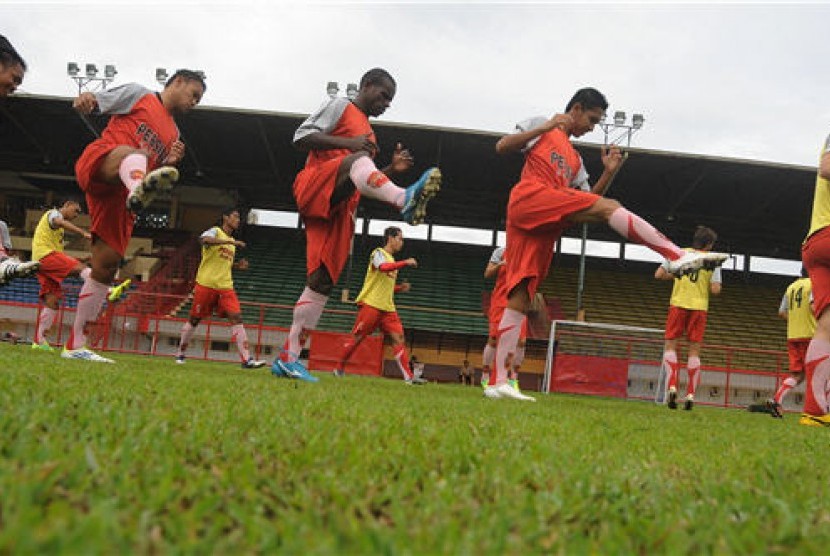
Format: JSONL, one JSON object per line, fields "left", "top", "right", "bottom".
{"left": 1, "top": 343, "right": 827, "bottom": 554}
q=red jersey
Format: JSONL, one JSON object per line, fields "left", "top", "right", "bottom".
{"left": 518, "top": 128, "right": 584, "bottom": 189}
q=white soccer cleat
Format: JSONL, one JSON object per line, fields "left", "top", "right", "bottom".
{"left": 665, "top": 251, "right": 729, "bottom": 277}
{"left": 0, "top": 258, "right": 39, "bottom": 285}
{"left": 483, "top": 383, "right": 536, "bottom": 401}
{"left": 126, "top": 166, "right": 179, "bottom": 213}
{"left": 61, "top": 347, "right": 115, "bottom": 364}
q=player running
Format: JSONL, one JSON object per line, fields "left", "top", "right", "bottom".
{"left": 175, "top": 208, "right": 266, "bottom": 369}
{"left": 66, "top": 70, "right": 205, "bottom": 362}
{"left": 333, "top": 226, "right": 424, "bottom": 384}
{"left": 490, "top": 88, "right": 728, "bottom": 401}
{"left": 655, "top": 226, "right": 723, "bottom": 410}
{"left": 767, "top": 271, "right": 815, "bottom": 418}
{"left": 272, "top": 68, "right": 441, "bottom": 382}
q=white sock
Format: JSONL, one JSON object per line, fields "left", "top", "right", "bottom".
{"left": 494, "top": 308, "right": 524, "bottom": 385}
{"left": 349, "top": 156, "right": 406, "bottom": 207}
{"left": 118, "top": 153, "right": 148, "bottom": 196}
{"left": 608, "top": 207, "right": 684, "bottom": 261}
{"left": 177, "top": 322, "right": 195, "bottom": 357}
{"left": 231, "top": 323, "right": 251, "bottom": 362}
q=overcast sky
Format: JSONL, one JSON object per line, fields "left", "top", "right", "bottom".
{"left": 3, "top": 1, "right": 829, "bottom": 167}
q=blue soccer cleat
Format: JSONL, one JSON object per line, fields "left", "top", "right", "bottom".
{"left": 276, "top": 359, "right": 319, "bottom": 383}
{"left": 400, "top": 167, "right": 441, "bottom": 226}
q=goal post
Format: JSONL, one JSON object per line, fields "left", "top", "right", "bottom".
{"left": 542, "top": 319, "right": 668, "bottom": 402}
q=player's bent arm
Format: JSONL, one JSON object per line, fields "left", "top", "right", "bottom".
{"left": 820, "top": 151, "right": 830, "bottom": 181}
{"left": 654, "top": 266, "right": 674, "bottom": 280}
{"left": 496, "top": 128, "right": 547, "bottom": 155}
{"left": 778, "top": 310, "right": 789, "bottom": 320}
{"left": 484, "top": 262, "right": 501, "bottom": 279}
{"left": 710, "top": 282, "right": 722, "bottom": 295}
{"left": 200, "top": 236, "right": 236, "bottom": 246}
{"left": 294, "top": 132, "right": 361, "bottom": 153}
{"left": 56, "top": 218, "right": 90, "bottom": 238}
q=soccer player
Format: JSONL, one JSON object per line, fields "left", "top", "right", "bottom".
{"left": 273, "top": 68, "right": 441, "bottom": 382}
{"left": 333, "top": 226, "right": 424, "bottom": 384}
{"left": 767, "top": 271, "right": 815, "bottom": 418}
{"left": 655, "top": 226, "right": 723, "bottom": 410}
{"left": 31, "top": 199, "right": 104, "bottom": 350}
{"left": 482, "top": 245, "right": 527, "bottom": 393}
{"left": 490, "top": 88, "right": 728, "bottom": 401}
{"left": 0, "top": 35, "right": 40, "bottom": 285}
{"left": 175, "top": 208, "right": 266, "bottom": 369}
{"left": 66, "top": 70, "right": 205, "bottom": 362}
{"left": 798, "top": 132, "right": 830, "bottom": 426}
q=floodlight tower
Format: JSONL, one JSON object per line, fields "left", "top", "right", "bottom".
{"left": 155, "top": 68, "right": 207, "bottom": 86}
{"left": 575, "top": 110, "right": 646, "bottom": 321}
{"left": 67, "top": 62, "right": 118, "bottom": 94}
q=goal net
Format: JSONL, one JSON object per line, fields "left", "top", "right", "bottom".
{"left": 542, "top": 320, "right": 668, "bottom": 402}
{"left": 541, "top": 319, "right": 793, "bottom": 409}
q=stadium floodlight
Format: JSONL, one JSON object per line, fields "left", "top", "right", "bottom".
{"left": 326, "top": 81, "right": 339, "bottom": 98}
{"left": 613, "top": 110, "right": 626, "bottom": 126}
{"left": 69, "top": 61, "right": 118, "bottom": 94}
{"left": 632, "top": 113, "right": 645, "bottom": 130}
{"left": 346, "top": 83, "right": 358, "bottom": 101}
{"left": 156, "top": 67, "right": 169, "bottom": 85}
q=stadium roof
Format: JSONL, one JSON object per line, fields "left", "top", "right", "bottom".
{"left": 0, "top": 94, "right": 817, "bottom": 260}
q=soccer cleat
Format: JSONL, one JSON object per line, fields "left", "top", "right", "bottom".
{"left": 60, "top": 347, "right": 114, "bottom": 364}
{"left": 407, "top": 376, "right": 428, "bottom": 385}
{"left": 242, "top": 358, "right": 267, "bottom": 369}
{"left": 483, "top": 382, "right": 536, "bottom": 401}
{"left": 766, "top": 399, "right": 784, "bottom": 419}
{"left": 175, "top": 355, "right": 186, "bottom": 365}
{"left": 107, "top": 279, "right": 132, "bottom": 303}
{"left": 400, "top": 167, "right": 441, "bottom": 226}
{"left": 508, "top": 378, "right": 520, "bottom": 392}
{"left": 126, "top": 166, "right": 179, "bottom": 213}
{"left": 274, "top": 358, "right": 318, "bottom": 383}
{"left": 333, "top": 369, "right": 345, "bottom": 378}
{"left": 31, "top": 341, "right": 54, "bottom": 352}
{"left": 0, "top": 258, "right": 39, "bottom": 285}
{"left": 798, "top": 413, "right": 830, "bottom": 427}
{"left": 683, "top": 394, "right": 694, "bottom": 411}
{"left": 666, "top": 251, "right": 729, "bottom": 278}
{"left": 667, "top": 388, "right": 678, "bottom": 410}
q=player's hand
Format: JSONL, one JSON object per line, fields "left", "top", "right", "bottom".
{"left": 601, "top": 145, "right": 626, "bottom": 174}
{"left": 398, "top": 282, "right": 412, "bottom": 293}
{"left": 235, "top": 258, "right": 249, "bottom": 271}
{"left": 72, "top": 92, "right": 98, "bottom": 114}
{"left": 82, "top": 231, "right": 92, "bottom": 241}
{"left": 345, "top": 134, "right": 378, "bottom": 157}
{"left": 405, "top": 257, "right": 418, "bottom": 268}
{"left": 388, "top": 142, "right": 414, "bottom": 174}
{"left": 163, "top": 140, "right": 186, "bottom": 165}
{"left": 233, "top": 239, "right": 246, "bottom": 248}
{"left": 542, "top": 113, "right": 573, "bottom": 133}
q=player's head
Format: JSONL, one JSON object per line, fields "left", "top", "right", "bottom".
{"left": 0, "top": 35, "right": 26, "bottom": 97}
{"left": 356, "top": 68, "right": 396, "bottom": 117}
{"left": 692, "top": 225, "right": 717, "bottom": 250}
{"left": 163, "top": 69, "right": 206, "bottom": 114}
{"left": 565, "top": 88, "right": 608, "bottom": 138}
{"left": 59, "top": 198, "right": 82, "bottom": 220}
{"left": 221, "top": 207, "right": 241, "bottom": 232}
{"left": 383, "top": 226, "right": 403, "bottom": 253}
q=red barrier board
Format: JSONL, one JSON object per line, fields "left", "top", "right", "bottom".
{"left": 551, "top": 353, "right": 629, "bottom": 398}
{"left": 308, "top": 330, "right": 383, "bottom": 376}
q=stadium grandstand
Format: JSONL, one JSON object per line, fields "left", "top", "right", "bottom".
{"left": 0, "top": 94, "right": 818, "bottom": 405}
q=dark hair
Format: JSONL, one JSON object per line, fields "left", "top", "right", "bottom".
{"left": 565, "top": 87, "right": 608, "bottom": 112}
{"left": 221, "top": 206, "right": 239, "bottom": 218}
{"left": 360, "top": 68, "right": 395, "bottom": 89}
{"left": 692, "top": 225, "right": 718, "bottom": 249}
{"left": 0, "top": 35, "right": 26, "bottom": 71}
{"left": 383, "top": 226, "right": 402, "bottom": 243}
{"left": 165, "top": 69, "right": 207, "bottom": 92}
{"left": 60, "top": 197, "right": 82, "bottom": 207}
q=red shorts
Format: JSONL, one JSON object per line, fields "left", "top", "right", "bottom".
{"left": 504, "top": 180, "right": 599, "bottom": 298}
{"left": 190, "top": 283, "right": 241, "bottom": 319}
{"left": 803, "top": 226, "right": 830, "bottom": 319}
{"left": 787, "top": 338, "right": 811, "bottom": 373}
{"left": 294, "top": 158, "right": 360, "bottom": 283}
{"left": 36, "top": 251, "right": 82, "bottom": 300}
{"left": 75, "top": 141, "right": 135, "bottom": 257}
{"left": 351, "top": 304, "right": 404, "bottom": 337}
{"left": 488, "top": 304, "right": 528, "bottom": 340}
{"left": 665, "top": 306, "right": 708, "bottom": 343}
